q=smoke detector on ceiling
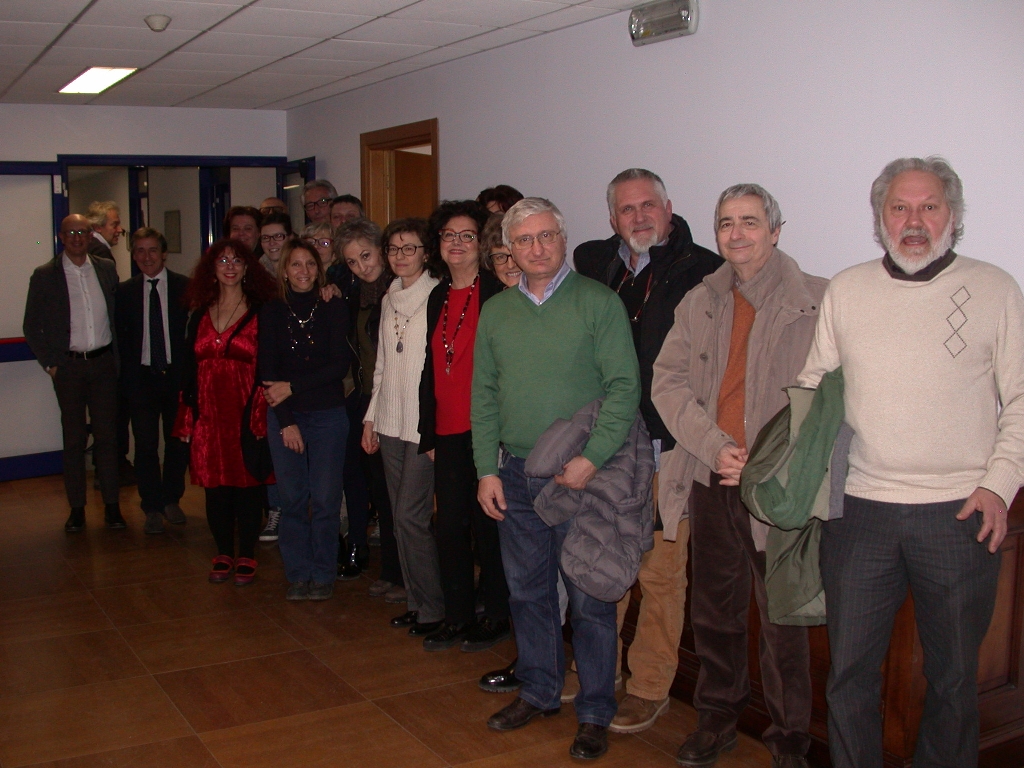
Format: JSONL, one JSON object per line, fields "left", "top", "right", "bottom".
{"left": 144, "top": 15, "right": 171, "bottom": 32}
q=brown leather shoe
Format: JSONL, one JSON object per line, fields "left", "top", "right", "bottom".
{"left": 569, "top": 723, "right": 608, "bottom": 760}
{"left": 676, "top": 729, "right": 738, "bottom": 767}
{"left": 609, "top": 694, "right": 670, "bottom": 734}
{"left": 487, "top": 697, "right": 560, "bottom": 731}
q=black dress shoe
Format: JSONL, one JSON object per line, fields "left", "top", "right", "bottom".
{"left": 163, "top": 503, "right": 187, "bottom": 525}
{"left": 354, "top": 543, "right": 369, "bottom": 569}
{"left": 408, "top": 619, "right": 444, "bottom": 637}
{"left": 570, "top": 723, "right": 609, "bottom": 760}
{"left": 104, "top": 503, "right": 127, "bottom": 529}
{"left": 461, "top": 616, "right": 512, "bottom": 652}
{"left": 487, "top": 697, "right": 560, "bottom": 731}
{"left": 390, "top": 610, "right": 418, "bottom": 628}
{"left": 64, "top": 507, "right": 86, "bottom": 533}
{"left": 422, "top": 621, "right": 471, "bottom": 651}
{"left": 479, "top": 659, "right": 521, "bottom": 693}
{"left": 676, "top": 729, "right": 738, "bottom": 767}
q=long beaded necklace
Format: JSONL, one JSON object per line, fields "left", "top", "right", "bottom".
{"left": 441, "top": 275, "right": 478, "bottom": 375}
{"left": 286, "top": 294, "right": 320, "bottom": 360}
{"left": 394, "top": 310, "right": 410, "bottom": 353}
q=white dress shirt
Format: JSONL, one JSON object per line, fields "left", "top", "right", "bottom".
{"left": 141, "top": 268, "right": 172, "bottom": 366}
{"left": 63, "top": 254, "right": 112, "bottom": 352}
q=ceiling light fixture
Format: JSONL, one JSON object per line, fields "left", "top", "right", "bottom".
{"left": 629, "top": 0, "right": 698, "bottom": 46}
{"left": 144, "top": 14, "right": 172, "bottom": 32}
{"left": 59, "top": 67, "right": 137, "bottom": 94}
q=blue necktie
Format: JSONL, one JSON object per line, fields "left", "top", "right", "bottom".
{"left": 148, "top": 279, "right": 167, "bottom": 371}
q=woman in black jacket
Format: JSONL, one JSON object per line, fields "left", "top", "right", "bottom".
{"left": 416, "top": 200, "right": 511, "bottom": 652}
{"left": 259, "top": 239, "right": 350, "bottom": 601}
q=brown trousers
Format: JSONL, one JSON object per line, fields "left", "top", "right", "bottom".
{"left": 689, "top": 476, "right": 811, "bottom": 757}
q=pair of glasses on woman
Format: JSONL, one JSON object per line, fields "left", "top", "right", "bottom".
{"left": 260, "top": 232, "right": 287, "bottom": 243}
{"left": 439, "top": 230, "right": 477, "bottom": 243}
{"left": 490, "top": 252, "right": 516, "bottom": 265}
{"left": 386, "top": 243, "right": 425, "bottom": 257}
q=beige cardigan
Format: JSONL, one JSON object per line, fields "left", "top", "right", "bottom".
{"left": 651, "top": 248, "right": 828, "bottom": 547}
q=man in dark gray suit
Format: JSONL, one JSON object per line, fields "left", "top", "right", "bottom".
{"left": 86, "top": 201, "right": 121, "bottom": 262}
{"left": 116, "top": 228, "right": 190, "bottom": 535}
{"left": 24, "top": 213, "right": 125, "bottom": 531}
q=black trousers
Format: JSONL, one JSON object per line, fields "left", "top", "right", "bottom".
{"left": 204, "top": 485, "right": 264, "bottom": 560}
{"left": 343, "top": 391, "right": 371, "bottom": 548}
{"left": 689, "top": 476, "right": 812, "bottom": 757}
{"left": 128, "top": 368, "right": 188, "bottom": 514}
{"left": 52, "top": 353, "right": 119, "bottom": 507}
{"left": 821, "top": 495, "right": 1001, "bottom": 768}
{"left": 434, "top": 431, "right": 509, "bottom": 624}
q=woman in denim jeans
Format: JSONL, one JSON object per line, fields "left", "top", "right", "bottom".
{"left": 259, "top": 239, "right": 350, "bottom": 601}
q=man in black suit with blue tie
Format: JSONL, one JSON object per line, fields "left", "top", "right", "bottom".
{"left": 115, "top": 228, "right": 190, "bottom": 534}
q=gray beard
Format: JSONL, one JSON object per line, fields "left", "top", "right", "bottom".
{"left": 627, "top": 232, "right": 656, "bottom": 257}
{"left": 882, "top": 222, "right": 954, "bottom": 275}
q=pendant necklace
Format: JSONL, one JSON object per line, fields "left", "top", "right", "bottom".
{"left": 394, "top": 310, "right": 410, "bottom": 353}
{"left": 286, "top": 295, "right": 320, "bottom": 360}
{"left": 213, "top": 294, "right": 244, "bottom": 345}
{"left": 441, "top": 276, "right": 478, "bottom": 375}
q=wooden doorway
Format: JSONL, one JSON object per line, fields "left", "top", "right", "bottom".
{"left": 360, "top": 118, "right": 438, "bottom": 226}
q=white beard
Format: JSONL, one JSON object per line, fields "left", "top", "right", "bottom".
{"left": 627, "top": 229, "right": 658, "bottom": 257}
{"left": 882, "top": 220, "right": 954, "bottom": 275}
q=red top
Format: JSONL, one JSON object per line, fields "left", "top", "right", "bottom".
{"left": 432, "top": 284, "right": 480, "bottom": 435}
{"left": 173, "top": 312, "right": 269, "bottom": 488}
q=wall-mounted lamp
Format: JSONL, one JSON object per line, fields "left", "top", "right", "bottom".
{"left": 144, "top": 15, "right": 172, "bottom": 32}
{"left": 629, "top": 0, "right": 698, "bottom": 46}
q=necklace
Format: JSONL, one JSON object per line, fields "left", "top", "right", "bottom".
{"left": 286, "top": 295, "right": 320, "bottom": 360}
{"left": 441, "top": 276, "right": 478, "bottom": 374}
{"left": 394, "top": 310, "right": 410, "bottom": 353}
{"left": 213, "top": 294, "right": 245, "bottom": 344}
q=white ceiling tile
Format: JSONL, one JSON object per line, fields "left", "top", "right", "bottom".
{"left": 451, "top": 26, "right": 541, "bottom": 51}
{"left": 255, "top": 0, "right": 411, "bottom": 14}
{"left": 76, "top": 0, "right": 241, "bottom": 32}
{"left": 339, "top": 17, "right": 489, "bottom": 48}
{"left": 260, "top": 57, "right": 374, "bottom": 78}
{"left": 0, "top": 64, "right": 27, "bottom": 91}
{"left": 89, "top": 81, "right": 211, "bottom": 105}
{"left": 126, "top": 67, "right": 239, "bottom": 86}
{"left": 511, "top": 4, "right": 616, "bottom": 31}
{"left": 0, "top": 0, "right": 91, "bottom": 24}
{"left": 0, "top": 21, "right": 66, "bottom": 45}
{"left": 153, "top": 50, "right": 280, "bottom": 72}
{"left": 55, "top": 24, "right": 196, "bottom": 51}
{"left": 38, "top": 46, "right": 165, "bottom": 69}
{"left": 214, "top": 7, "right": 371, "bottom": 38}
{"left": 182, "top": 31, "right": 320, "bottom": 57}
{"left": 176, "top": 92, "right": 269, "bottom": 108}
{"left": 0, "top": 45, "right": 45, "bottom": 66}
{"left": 211, "top": 71, "right": 340, "bottom": 96}
{"left": 3, "top": 63, "right": 90, "bottom": 94}
{"left": 391, "top": 0, "right": 568, "bottom": 27}
{"left": 395, "top": 46, "right": 480, "bottom": 67}
{"left": 296, "top": 38, "right": 432, "bottom": 63}
{"left": 1, "top": 91, "right": 94, "bottom": 104}
{"left": 577, "top": 0, "right": 635, "bottom": 8}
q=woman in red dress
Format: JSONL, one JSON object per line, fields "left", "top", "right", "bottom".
{"left": 175, "top": 238, "right": 277, "bottom": 585}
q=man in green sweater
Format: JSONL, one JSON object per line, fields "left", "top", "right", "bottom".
{"left": 472, "top": 197, "right": 640, "bottom": 760}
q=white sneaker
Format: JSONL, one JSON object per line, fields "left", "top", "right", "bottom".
{"left": 259, "top": 507, "right": 282, "bottom": 542}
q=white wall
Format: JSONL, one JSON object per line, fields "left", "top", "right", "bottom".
{"left": 0, "top": 104, "right": 286, "bottom": 161}
{"left": 287, "top": 0, "right": 1024, "bottom": 284}
{"left": 230, "top": 167, "right": 278, "bottom": 210}
{"left": 148, "top": 167, "right": 202, "bottom": 277}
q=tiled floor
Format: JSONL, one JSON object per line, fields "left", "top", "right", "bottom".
{"left": 0, "top": 474, "right": 774, "bottom": 768}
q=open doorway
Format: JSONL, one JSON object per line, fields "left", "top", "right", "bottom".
{"left": 360, "top": 118, "right": 439, "bottom": 226}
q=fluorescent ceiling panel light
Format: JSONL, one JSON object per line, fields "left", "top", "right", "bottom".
{"left": 59, "top": 66, "right": 136, "bottom": 93}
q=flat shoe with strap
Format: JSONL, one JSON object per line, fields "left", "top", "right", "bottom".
{"left": 233, "top": 557, "right": 257, "bottom": 587}
{"left": 209, "top": 555, "right": 234, "bottom": 583}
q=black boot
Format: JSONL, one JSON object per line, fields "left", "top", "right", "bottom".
{"left": 337, "top": 537, "right": 362, "bottom": 580}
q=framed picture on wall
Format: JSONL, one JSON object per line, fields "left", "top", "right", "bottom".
{"left": 164, "top": 209, "right": 181, "bottom": 253}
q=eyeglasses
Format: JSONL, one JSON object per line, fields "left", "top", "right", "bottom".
{"left": 510, "top": 230, "right": 561, "bottom": 250}
{"left": 490, "top": 251, "right": 515, "bottom": 265}
{"left": 440, "top": 230, "right": 477, "bottom": 244}
{"left": 309, "top": 238, "right": 333, "bottom": 249}
{"left": 260, "top": 206, "right": 285, "bottom": 215}
{"left": 386, "top": 244, "right": 425, "bottom": 257}
{"left": 62, "top": 229, "right": 91, "bottom": 238}
{"left": 260, "top": 232, "right": 287, "bottom": 243}
{"left": 215, "top": 257, "right": 244, "bottom": 267}
{"left": 303, "top": 197, "right": 332, "bottom": 212}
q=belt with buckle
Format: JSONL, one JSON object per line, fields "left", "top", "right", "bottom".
{"left": 66, "top": 344, "right": 111, "bottom": 360}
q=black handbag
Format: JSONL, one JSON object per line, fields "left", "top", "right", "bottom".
{"left": 240, "top": 379, "right": 274, "bottom": 483}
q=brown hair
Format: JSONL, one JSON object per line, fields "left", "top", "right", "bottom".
{"left": 276, "top": 238, "right": 326, "bottom": 296}
{"left": 183, "top": 238, "right": 277, "bottom": 310}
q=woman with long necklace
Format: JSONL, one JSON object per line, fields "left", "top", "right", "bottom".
{"left": 362, "top": 218, "right": 444, "bottom": 637}
{"left": 175, "top": 239, "right": 277, "bottom": 586}
{"left": 416, "top": 201, "right": 511, "bottom": 653}
{"left": 259, "top": 240, "right": 351, "bottom": 601}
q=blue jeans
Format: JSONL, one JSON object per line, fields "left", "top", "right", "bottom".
{"left": 497, "top": 454, "right": 618, "bottom": 726}
{"left": 267, "top": 406, "right": 348, "bottom": 585}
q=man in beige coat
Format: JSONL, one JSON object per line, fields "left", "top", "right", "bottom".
{"left": 651, "top": 184, "right": 826, "bottom": 768}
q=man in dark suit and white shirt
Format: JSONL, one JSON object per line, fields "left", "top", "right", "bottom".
{"left": 116, "top": 228, "right": 190, "bottom": 534}
{"left": 23, "top": 214, "right": 125, "bottom": 531}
